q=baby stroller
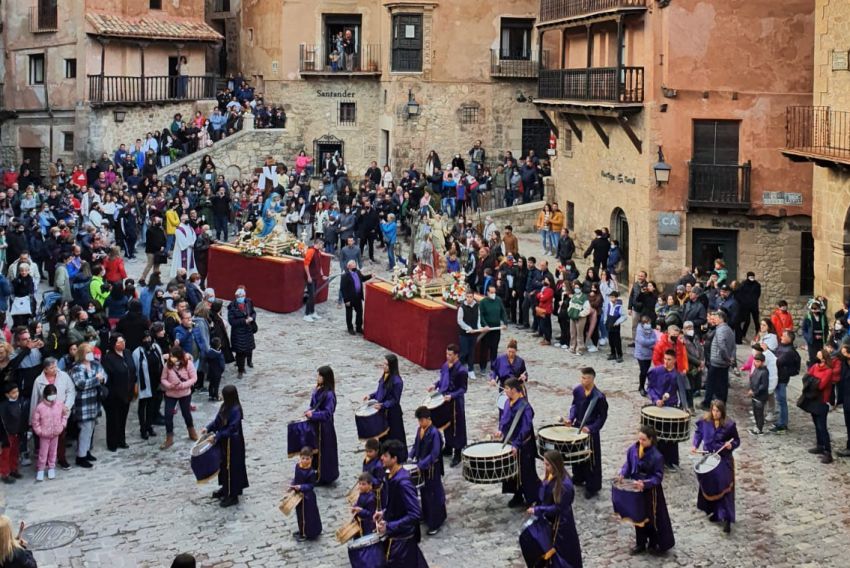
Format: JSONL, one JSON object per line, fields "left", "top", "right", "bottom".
{"left": 36, "top": 289, "right": 63, "bottom": 322}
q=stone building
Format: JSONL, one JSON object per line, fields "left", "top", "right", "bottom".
{"left": 236, "top": 0, "right": 550, "bottom": 176}
{"left": 782, "top": 0, "right": 850, "bottom": 311}
{"left": 537, "top": 0, "right": 815, "bottom": 309}
{"left": 0, "top": 0, "right": 221, "bottom": 174}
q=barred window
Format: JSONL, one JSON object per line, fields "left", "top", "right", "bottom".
{"left": 339, "top": 102, "right": 356, "bottom": 126}
{"left": 461, "top": 106, "right": 479, "bottom": 125}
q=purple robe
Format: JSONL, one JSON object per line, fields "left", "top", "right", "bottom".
{"left": 693, "top": 418, "right": 740, "bottom": 523}
{"left": 620, "top": 444, "right": 675, "bottom": 552}
{"left": 309, "top": 388, "right": 339, "bottom": 484}
{"left": 433, "top": 361, "right": 468, "bottom": 450}
{"left": 500, "top": 396, "right": 541, "bottom": 504}
{"left": 383, "top": 467, "right": 429, "bottom": 567}
{"left": 354, "top": 491, "right": 377, "bottom": 537}
{"left": 293, "top": 465, "right": 322, "bottom": 539}
{"left": 409, "top": 425, "right": 446, "bottom": 531}
{"left": 370, "top": 374, "right": 407, "bottom": 462}
{"left": 363, "top": 456, "right": 387, "bottom": 509}
{"left": 567, "top": 385, "right": 608, "bottom": 494}
{"left": 533, "top": 476, "right": 583, "bottom": 568}
{"left": 646, "top": 366, "right": 683, "bottom": 467}
{"left": 490, "top": 354, "right": 528, "bottom": 390}
{"left": 206, "top": 406, "right": 249, "bottom": 498}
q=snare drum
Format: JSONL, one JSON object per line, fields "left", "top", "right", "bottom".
{"left": 347, "top": 533, "right": 387, "bottom": 568}
{"left": 335, "top": 518, "right": 361, "bottom": 544}
{"left": 536, "top": 424, "right": 591, "bottom": 465}
{"left": 461, "top": 441, "right": 518, "bottom": 484}
{"left": 355, "top": 402, "right": 389, "bottom": 441}
{"left": 423, "top": 392, "right": 452, "bottom": 431}
{"left": 287, "top": 418, "right": 317, "bottom": 458}
{"left": 519, "top": 517, "right": 554, "bottom": 567}
{"left": 404, "top": 463, "right": 424, "bottom": 489}
{"left": 611, "top": 479, "right": 648, "bottom": 526}
{"left": 278, "top": 491, "right": 303, "bottom": 517}
{"left": 694, "top": 453, "right": 731, "bottom": 498}
{"left": 640, "top": 405, "right": 691, "bottom": 442}
{"left": 190, "top": 435, "right": 220, "bottom": 483}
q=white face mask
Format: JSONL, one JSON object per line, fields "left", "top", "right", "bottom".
{"left": 85, "top": 352, "right": 95, "bottom": 362}
{"left": 46, "top": 394, "right": 57, "bottom": 402}
{"left": 684, "top": 329, "right": 694, "bottom": 337}
{"left": 488, "top": 293, "right": 496, "bottom": 300}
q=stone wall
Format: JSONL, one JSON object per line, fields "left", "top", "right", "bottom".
{"left": 484, "top": 179, "right": 556, "bottom": 234}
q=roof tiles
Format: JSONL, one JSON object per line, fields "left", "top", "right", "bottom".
{"left": 86, "top": 12, "right": 223, "bottom": 42}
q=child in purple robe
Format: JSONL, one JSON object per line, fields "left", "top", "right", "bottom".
{"left": 691, "top": 400, "right": 740, "bottom": 533}
{"left": 306, "top": 365, "right": 339, "bottom": 484}
{"left": 362, "top": 437, "right": 387, "bottom": 508}
{"left": 646, "top": 350, "right": 684, "bottom": 469}
{"left": 292, "top": 447, "right": 322, "bottom": 541}
{"left": 409, "top": 406, "right": 447, "bottom": 536}
{"left": 499, "top": 377, "right": 541, "bottom": 508}
{"left": 351, "top": 473, "right": 377, "bottom": 537}
{"left": 365, "top": 354, "right": 407, "bottom": 463}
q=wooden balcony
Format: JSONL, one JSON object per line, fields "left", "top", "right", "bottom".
{"left": 539, "top": 0, "right": 647, "bottom": 27}
{"left": 30, "top": 3, "right": 58, "bottom": 33}
{"left": 299, "top": 44, "right": 382, "bottom": 77}
{"left": 782, "top": 106, "right": 850, "bottom": 168}
{"left": 88, "top": 75, "right": 216, "bottom": 106}
{"left": 490, "top": 50, "right": 549, "bottom": 79}
{"left": 688, "top": 162, "right": 752, "bottom": 210}
{"left": 537, "top": 67, "right": 644, "bottom": 108}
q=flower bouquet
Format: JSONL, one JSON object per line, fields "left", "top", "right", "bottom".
{"left": 240, "top": 238, "right": 264, "bottom": 257}
{"left": 442, "top": 271, "right": 467, "bottom": 305}
{"left": 286, "top": 240, "right": 307, "bottom": 258}
{"left": 392, "top": 276, "right": 419, "bottom": 300}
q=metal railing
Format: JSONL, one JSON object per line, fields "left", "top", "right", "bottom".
{"left": 88, "top": 75, "right": 216, "bottom": 105}
{"left": 299, "top": 44, "right": 382, "bottom": 74}
{"left": 785, "top": 106, "right": 850, "bottom": 161}
{"left": 540, "top": 0, "right": 647, "bottom": 23}
{"left": 538, "top": 67, "right": 644, "bottom": 103}
{"left": 30, "top": 3, "right": 58, "bottom": 33}
{"left": 688, "top": 162, "right": 752, "bottom": 209}
{"left": 490, "top": 49, "right": 550, "bottom": 78}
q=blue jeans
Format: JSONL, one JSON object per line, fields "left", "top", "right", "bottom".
{"left": 599, "top": 309, "right": 609, "bottom": 340}
{"left": 774, "top": 382, "right": 788, "bottom": 428}
{"left": 387, "top": 243, "right": 396, "bottom": 271}
{"left": 165, "top": 234, "right": 175, "bottom": 254}
{"left": 812, "top": 406, "right": 831, "bottom": 452}
{"left": 459, "top": 333, "right": 476, "bottom": 371}
{"left": 539, "top": 229, "right": 551, "bottom": 252}
{"left": 441, "top": 197, "right": 456, "bottom": 218}
{"left": 548, "top": 231, "right": 559, "bottom": 252}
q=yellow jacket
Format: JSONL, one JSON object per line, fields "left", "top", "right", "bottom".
{"left": 549, "top": 211, "right": 565, "bottom": 233}
{"left": 165, "top": 209, "right": 180, "bottom": 236}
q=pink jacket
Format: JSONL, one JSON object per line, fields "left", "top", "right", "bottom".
{"left": 160, "top": 357, "right": 198, "bottom": 399}
{"left": 32, "top": 401, "right": 68, "bottom": 439}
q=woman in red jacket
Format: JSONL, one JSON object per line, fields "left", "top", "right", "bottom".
{"left": 102, "top": 246, "right": 127, "bottom": 284}
{"left": 806, "top": 349, "right": 840, "bottom": 463}
{"left": 536, "top": 277, "right": 555, "bottom": 346}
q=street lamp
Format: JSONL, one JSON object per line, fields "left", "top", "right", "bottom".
{"left": 113, "top": 110, "right": 127, "bottom": 123}
{"left": 406, "top": 90, "right": 420, "bottom": 117}
{"left": 653, "top": 146, "right": 671, "bottom": 186}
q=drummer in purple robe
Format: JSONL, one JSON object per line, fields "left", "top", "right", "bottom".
{"left": 201, "top": 385, "right": 249, "bottom": 508}
{"left": 362, "top": 437, "right": 386, "bottom": 507}
{"left": 351, "top": 473, "right": 377, "bottom": 537}
{"left": 522, "top": 450, "right": 583, "bottom": 568}
{"left": 500, "top": 377, "right": 541, "bottom": 508}
{"left": 690, "top": 399, "right": 740, "bottom": 534}
{"left": 306, "top": 365, "right": 339, "bottom": 485}
{"left": 646, "top": 350, "right": 684, "bottom": 470}
{"left": 364, "top": 354, "right": 407, "bottom": 463}
{"left": 428, "top": 344, "right": 468, "bottom": 468}
{"left": 489, "top": 339, "right": 529, "bottom": 400}
{"left": 562, "top": 367, "right": 608, "bottom": 499}
{"left": 617, "top": 425, "right": 675, "bottom": 555}
{"left": 375, "top": 439, "right": 429, "bottom": 567}
{"left": 409, "top": 406, "right": 446, "bottom": 536}
{"left": 292, "top": 447, "right": 322, "bottom": 541}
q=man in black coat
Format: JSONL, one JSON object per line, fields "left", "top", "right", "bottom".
{"left": 115, "top": 299, "right": 151, "bottom": 353}
{"left": 142, "top": 215, "right": 167, "bottom": 281}
{"left": 736, "top": 271, "right": 762, "bottom": 341}
{"left": 583, "top": 229, "right": 610, "bottom": 273}
{"left": 556, "top": 228, "right": 576, "bottom": 265}
{"left": 356, "top": 201, "right": 380, "bottom": 262}
{"left": 340, "top": 260, "right": 372, "bottom": 335}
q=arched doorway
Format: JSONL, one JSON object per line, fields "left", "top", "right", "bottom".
{"left": 611, "top": 208, "right": 629, "bottom": 282}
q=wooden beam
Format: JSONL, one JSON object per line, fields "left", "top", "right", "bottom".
{"left": 537, "top": 109, "right": 559, "bottom": 138}
{"left": 617, "top": 115, "right": 642, "bottom": 154}
{"left": 586, "top": 114, "right": 609, "bottom": 148}
{"left": 560, "top": 112, "right": 582, "bottom": 142}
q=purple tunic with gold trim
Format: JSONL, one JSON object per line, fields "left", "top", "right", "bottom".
{"left": 533, "top": 475, "right": 583, "bottom": 568}
{"left": 500, "top": 396, "right": 541, "bottom": 504}
{"left": 693, "top": 418, "right": 740, "bottom": 523}
{"left": 433, "top": 361, "right": 468, "bottom": 450}
{"left": 308, "top": 387, "right": 339, "bottom": 484}
{"left": 370, "top": 374, "right": 407, "bottom": 463}
{"left": 567, "top": 385, "right": 608, "bottom": 494}
{"left": 383, "top": 467, "right": 429, "bottom": 567}
{"left": 293, "top": 464, "right": 322, "bottom": 539}
{"left": 620, "top": 443, "right": 675, "bottom": 552}
{"left": 490, "top": 354, "right": 528, "bottom": 391}
{"left": 409, "top": 424, "right": 446, "bottom": 531}
{"left": 354, "top": 491, "right": 377, "bottom": 536}
{"left": 205, "top": 406, "right": 249, "bottom": 498}
{"left": 646, "top": 366, "right": 683, "bottom": 467}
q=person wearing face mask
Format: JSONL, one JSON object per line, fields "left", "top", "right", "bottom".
{"left": 340, "top": 259, "right": 372, "bottom": 335}
{"left": 0, "top": 382, "right": 25, "bottom": 483}
{"left": 31, "top": 383, "right": 68, "bottom": 481}
{"left": 159, "top": 346, "right": 199, "bottom": 450}
{"left": 802, "top": 300, "right": 829, "bottom": 366}
{"left": 70, "top": 343, "right": 106, "bottom": 468}
{"left": 736, "top": 271, "right": 762, "bottom": 342}
{"left": 133, "top": 330, "right": 163, "bottom": 440}
{"left": 100, "top": 334, "right": 136, "bottom": 452}
{"left": 479, "top": 283, "right": 510, "bottom": 367}
{"left": 227, "top": 286, "right": 256, "bottom": 376}
{"left": 651, "top": 325, "right": 689, "bottom": 375}
{"left": 142, "top": 215, "right": 167, "bottom": 281}
{"left": 566, "top": 280, "right": 591, "bottom": 355}
{"left": 30, "top": 357, "right": 75, "bottom": 470}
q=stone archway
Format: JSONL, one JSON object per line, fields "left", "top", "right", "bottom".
{"left": 224, "top": 165, "right": 242, "bottom": 181}
{"left": 610, "top": 207, "right": 629, "bottom": 282}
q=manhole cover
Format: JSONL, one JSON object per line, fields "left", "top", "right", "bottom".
{"left": 21, "top": 521, "right": 79, "bottom": 551}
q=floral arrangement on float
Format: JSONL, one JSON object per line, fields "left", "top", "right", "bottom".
{"left": 442, "top": 271, "right": 467, "bottom": 305}
{"left": 286, "top": 240, "right": 307, "bottom": 258}
{"left": 240, "top": 237, "right": 264, "bottom": 257}
{"left": 391, "top": 265, "right": 420, "bottom": 300}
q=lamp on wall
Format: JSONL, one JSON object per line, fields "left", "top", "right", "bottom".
{"left": 113, "top": 110, "right": 127, "bottom": 123}
{"left": 406, "top": 90, "right": 420, "bottom": 117}
{"left": 653, "top": 146, "right": 672, "bottom": 186}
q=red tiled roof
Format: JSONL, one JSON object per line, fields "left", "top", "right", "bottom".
{"left": 86, "top": 12, "right": 223, "bottom": 42}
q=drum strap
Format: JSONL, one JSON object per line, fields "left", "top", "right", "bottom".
{"left": 502, "top": 400, "right": 528, "bottom": 448}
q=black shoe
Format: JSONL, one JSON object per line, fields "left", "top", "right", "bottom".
{"left": 58, "top": 460, "right": 71, "bottom": 471}
{"left": 507, "top": 495, "right": 525, "bottom": 508}
{"left": 75, "top": 458, "right": 93, "bottom": 469}
{"left": 627, "top": 342, "right": 636, "bottom": 348}
{"left": 630, "top": 545, "right": 647, "bottom": 555}
{"left": 442, "top": 448, "right": 452, "bottom": 457}
{"left": 808, "top": 446, "right": 825, "bottom": 455}
{"left": 1, "top": 476, "right": 15, "bottom": 484}
{"left": 450, "top": 456, "right": 461, "bottom": 468}
{"left": 356, "top": 329, "right": 364, "bottom": 335}
{"left": 247, "top": 361, "right": 254, "bottom": 368}
{"left": 638, "top": 388, "right": 647, "bottom": 397}
{"left": 118, "top": 443, "right": 129, "bottom": 449}
{"left": 348, "top": 329, "right": 356, "bottom": 335}
{"left": 86, "top": 452, "right": 97, "bottom": 461}
{"left": 607, "top": 354, "right": 617, "bottom": 361}
{"left": 147, "top": 428, "right": 157, "bottom": 437}
{"left": 212, "top": 489, "right": 224, "bottom": 499}
{"left": 584, "top": 489, "right": 598, "bottom": 499}
{"left": 107, "top": 447, "right": 117, "bottom": 452}
{"left": 220, "top": 496, "right": 239, "bottom": 508}
{"left": 9, "top": 471, "right": 22, "bottom": 479}
{"left": 821, "top": 453, "right": 834, "bottom": 464}
{"left": 616, "top": 358, "right": 624, "bottom": 363}
{"left": 141, "top": 432, "right": 149, "bottom": 440}
{"left": 723, "top": 520, "right": 731, "bottom": 534}
{"left": 427, "top": 527, "right": 441, "bottom": 536}
{"left": 292, "top": 532, "right": 301, "bottom": 538}
{"left": 296, "top": 534, "right": 308, "bottom": 542}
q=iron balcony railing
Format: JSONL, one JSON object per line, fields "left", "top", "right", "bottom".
{"left": 88, "top": 75, "right": 216, "bottom": 105}
{"left": 490, "top": 49, "right": 550, "bottom": 79}
{"left": 539, "top": 0, "right": 647, "bottom": 24}
{"left": 688, "top": 162, "right": 752, "bottom": 210}
{"left": 30, "top": 3, "right": 58, "bottom": 33}
{"left": 299, "top": 44, "right": 382, "bottom": 74}
{"left": 785, "top": 106, "right": 850, "bottom": 162}
{"left": 538, "top": 67, "right": 644, "bottom": 103}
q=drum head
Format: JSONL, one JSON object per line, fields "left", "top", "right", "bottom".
{"left": 694, "top": 453, "right": 722, "bottom": 474}
{"left": 497, "top": 393, "right": 508, "bottom": 410}
{"left": 462, "top": 441, "right": 512, "bottom": 458}
{"left": 191, "top": 437, "right": 216, "bottom": 457}
{"left": 350, "top": 533, "right": 383, "bottom": 549}
{"left": 355, "top": 404, "right": 380, "bottom": 417}
{"left": 641, "top": 406, "right": 690, "bottom": 419}
{"left": 423, "top": 392, "right": 444, "bottom": 410}
{"left": 612, "top": 478, "right": 643, "bottom": 492}
{"left": 538, "top": 425, "right": 587, "bottom": 442}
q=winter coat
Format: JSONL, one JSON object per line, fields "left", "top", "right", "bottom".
{"left": 634, "top": 325, "right": 658, "bottom": 361}
{"left": 160, "top": 356, "right": 198, "bottom": 399}
{"left": 31, "top": 400, "right": 68, "bottom": 439}
{"left": 228, "top": 299, "right": 257, "bottom": 353}
{"left": 29, "top": 370, "right": 76, "bottom": 423}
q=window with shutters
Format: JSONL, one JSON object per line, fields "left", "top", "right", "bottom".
{"left": 692, "top": 120, "right": 740, "bottom": 164}
{"left": 392, "top": 14, "right": 423, "bottom": 72}
{"left": 500, "top": 18, "right": 534, "bottom": 60}
{"left": 800, "top": 231, "right": 814, "bottom": 296}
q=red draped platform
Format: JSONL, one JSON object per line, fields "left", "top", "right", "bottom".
{"left": 363, "top": 281, "right": 458, "bottom": 370}
{"left": 207, "top": 245, "right": 332, "bottom": 313}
